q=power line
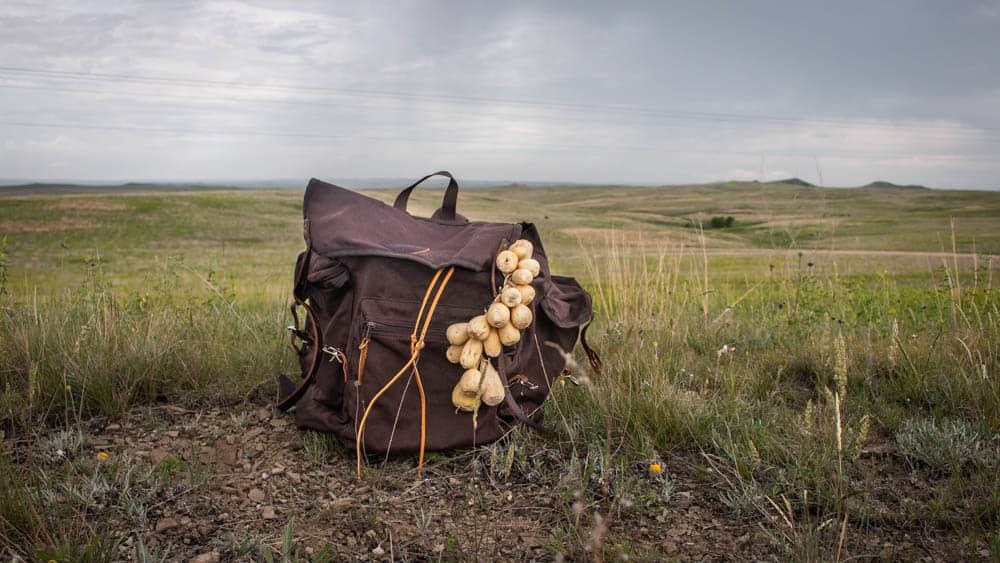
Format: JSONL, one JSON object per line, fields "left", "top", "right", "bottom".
{"left": 1, "top": 119, "right": 994, "bottom": 162}
{"left": 0, "top": 65, "right": 995, "bottom": 137}
{"left": 3, "top": 80, "right": 996, "bottom": 145}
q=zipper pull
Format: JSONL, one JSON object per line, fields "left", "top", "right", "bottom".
{"left": 357, "top": 321, "right": 374, "bottom": 385}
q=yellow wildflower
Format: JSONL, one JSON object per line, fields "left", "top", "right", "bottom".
{"left": 64, "top": 384, "right": 72, "bottom": 392}
{"left": 98, "top": 451, "right": 109, "bottom": 460}
{"left": 649, "top": 462, "right": 663, "bottom": 474}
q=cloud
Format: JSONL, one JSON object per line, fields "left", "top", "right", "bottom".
{"left": 0, "top": 1, "right": 997, "bottom": 188}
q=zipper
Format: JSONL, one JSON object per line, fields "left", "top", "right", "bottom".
{"left": 363, "top": 318, "right": 449, "bottom": 344}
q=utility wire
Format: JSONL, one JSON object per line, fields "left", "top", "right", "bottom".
{"left": 0, "top": 119, "right": 993, "bottom": 162}
{"left": 0, "top": 65, "right": 994, "bottom": 137}
{"left": 0, "top": 80, "right": 996, "bottom": 143}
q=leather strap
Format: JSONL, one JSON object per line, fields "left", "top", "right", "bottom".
{"left": 292, "top": 222, "right": 312, "bottom": 301}
{"left": 274, "top": 300, "right": 322, "bottom": 410}
{"left": 498, "top": 352, "right": 548, "bottom": 433}
{"left": 393, "top": 171, "right": 459, "bottom": 222}
{"left": 580, "top": 320, "right": 603, "bottom": 374}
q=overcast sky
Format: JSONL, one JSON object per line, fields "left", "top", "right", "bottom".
{"left": 1, "top": 1, "right": 998, "bottom": 188}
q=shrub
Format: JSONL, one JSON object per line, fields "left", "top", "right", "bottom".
{"left": 708, "top": 216, "right": 736, "bottom": 229}
{"left": 896, "top": 417, "right": 998, "bottom": 473}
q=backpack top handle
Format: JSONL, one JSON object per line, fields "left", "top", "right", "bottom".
{"left": 393, "top": 171, "right": 460, "bottom": 222}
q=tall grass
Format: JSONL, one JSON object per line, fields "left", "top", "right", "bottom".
{"left": 1, "top": 233, "right": 997, "bottom": 558}
{"left": 549, "top": 238, "right": 999, "bottom": 558}
{"left": 0, "top": 261, "right": 293, "bottom": 429}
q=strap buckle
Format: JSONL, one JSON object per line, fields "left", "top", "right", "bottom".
{"left": 322, "top": 345, "right": 345, "bottom": 363}
{"left": 287, "top": 325, "right": 313, "bottom": 347}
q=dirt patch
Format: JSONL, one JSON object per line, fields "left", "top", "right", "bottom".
{"left": 4, "top": 405, "right": 988, "bottom": 561}
{"left": 0, "top": 218, "right": 100, "bottom": 233}
{"left": 46, "top": 200, "right": 129, "bottom": 212}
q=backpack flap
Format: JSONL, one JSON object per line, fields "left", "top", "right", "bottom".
{"left": 304, "top": 178, "right": 522, "bottom": 272}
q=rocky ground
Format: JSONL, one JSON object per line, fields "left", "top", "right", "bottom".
{"left": 3, "top": 404, "right": 987, "bottom": 561}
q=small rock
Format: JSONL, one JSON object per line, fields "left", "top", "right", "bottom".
{"left": 328, "top": 497, "right": 353, "bottom": 511}
{"left": 155, "top": 517, "right": 179, "bottom": 533}
{"left": 365, "top": 529, "right": 377, "bottom": 539}
{"left": 262, "top": 506, "right": 277, "bottom": 519}
{"left": 150, "top": 448, "right": 169, "bottom": 464}
{"left": 241, "top": 427, "right": 264, "bottom": 444}
{"left": 190, "top": 551, "right": 219, "bottom": 563}
{"left": 248, "top": 488, "right": 266, "bottom": 502}
{"left": 372, "top": 545, "right": 385, "bottom": 557}
{"left": 105, "top": 423, "right": 121, "bottom": 431}
{"left": 164, "top": 430, "right": 180, "bottom": 439}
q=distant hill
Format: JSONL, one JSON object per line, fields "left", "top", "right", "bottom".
{"left": 773, "top": 177, "right": 816, "bottom": 187}
{"left": 0, "top": 182, "right": 249, "bottom": 197}
{"left": 860, "top": 180, "right": 930, "bottom": 190}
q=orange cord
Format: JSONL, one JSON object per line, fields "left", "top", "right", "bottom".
{"left": 410, "top": 267, "right": 455, "bottom": 476}
{"left": 355, "top": 267, "right": 455, "bottom": 479}
{"left": 356, "top": 338, "right": 369, "bottom": 385}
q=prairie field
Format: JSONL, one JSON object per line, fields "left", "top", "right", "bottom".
{"left": 1, "top": 180, "right": 999, "bottom": 561}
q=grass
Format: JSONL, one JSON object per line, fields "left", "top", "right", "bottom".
{"left": 1, "top": 180, "right": 999, "bottom": 559}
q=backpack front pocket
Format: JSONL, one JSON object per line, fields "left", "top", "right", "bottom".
{"left": 349, "top": 298, "right": 487, "bottom": 453}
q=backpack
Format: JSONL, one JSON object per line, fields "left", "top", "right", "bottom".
{"left": 277, "top": 172, "right": 600, "bottom": 476}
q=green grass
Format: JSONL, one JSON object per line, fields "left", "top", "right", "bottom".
{"left": 1, "top": 180, "right": 999, "bottom": 559}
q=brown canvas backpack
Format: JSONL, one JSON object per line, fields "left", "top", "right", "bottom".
{"left": 277, "top": 172, "right": 600, "bottom": 475}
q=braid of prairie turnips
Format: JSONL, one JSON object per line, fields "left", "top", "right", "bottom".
{"left": 446, "top": 239, "right": 540, "bottom": 415}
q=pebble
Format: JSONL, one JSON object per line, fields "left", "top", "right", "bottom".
{"left": 155, "top": 517, "right": 178, "bottom": 533}
{"left": 105, "top": 423, "right": 121, "bottom": 431}
{"left": 328, "top": 497, "right": 353, "bottom": 511}
{"left": 262, "top": 506, "right": 277, "bottom": 519}
{"left": 150, "top": 448, "right": 169, "bottom": 464}
{"left": 190, "top": 551, "right": 220, "bottom": 563}
{"left": 248, "top": 488, "right": 266, "bottom": 502}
